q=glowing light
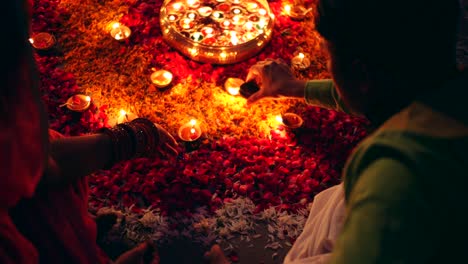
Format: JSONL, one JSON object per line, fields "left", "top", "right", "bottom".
{"left": 173, "top": 2, "right": 182, "bottom": 10}
{"left": 284, "top": 4, "right": 291, "bottom": 14}
{"left": 276, "top": 115, "right": 283, "bottom": 123}
{"left": 204, "top": 27, "right": 213, "bottom": 34}
{"left": 230, "top": 32, "right": 239, "bottom": 45}
{"left": 119, "top": 109, "right": 127, "bottom": 116}
{"left": 190, "top": 48, "right": 198, "bottom": 55}
{"left": 188, "top": 12, "right": 196, "bottom": 19}
{"left": 190, "top": 119, "right": 197, "bottom": 126}
{"left": 257, "top": 19, "right": 266, "bottom": 29}
{"left": 110, "top": 22, "right": 131, "bottom": 40}
{"left": 150, "top": 70, "right": 173, "bottom": 88}
{"left": 245, "top": 21, "right": 253, "bottom": 30}
{"left": 85, "top": 96, "right": 91, "bottom": 102}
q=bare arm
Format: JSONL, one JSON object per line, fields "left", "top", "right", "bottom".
{"left": 41, "top": 133, "right": 113, "bottom": 189}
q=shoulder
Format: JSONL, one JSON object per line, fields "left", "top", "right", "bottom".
{"left": 342, "top": 131, "right": 430, "bottom": 201}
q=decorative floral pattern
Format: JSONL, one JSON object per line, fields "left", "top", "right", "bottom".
{"left": 32, "top": 0, "right": 369, "bottom": 258}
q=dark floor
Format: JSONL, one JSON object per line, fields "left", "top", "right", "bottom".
{"left": 97, "top": 218, "right": 291, "bottom": 264}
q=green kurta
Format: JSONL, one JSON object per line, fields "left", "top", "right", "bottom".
{"left": 304, "top": 74, "right": 468, "bottom": 263}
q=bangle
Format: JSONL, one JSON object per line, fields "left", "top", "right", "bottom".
{"left": 131, "top": 118, "right": 160, "bottom": 156}
{"left": 98, "top": 125, "right": 136, "bottom": 165}
{"left": 120, "top": 122, "right": 146, "bottom": 158}
{"left": 116, "top": 124, "right": 136, "bottom": 160}
{"left": 139, "top": 119, "right": 159, "bottom": 143}
{"left": 98, "top": 118, "right": 162, "bottom": 164}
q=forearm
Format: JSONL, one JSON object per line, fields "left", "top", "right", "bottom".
{"left": 303, "top": 79, "right": 354, "bottom": 114}
{"left": 42, "top": 133, "right": 113, "bottom": 188}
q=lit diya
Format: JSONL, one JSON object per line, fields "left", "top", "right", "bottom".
{"left": 150, "top": 69, "right": 173, "bottom": 89}
{"left": 63, "top": 94, "right": 91, "bottom": 112}
{"left": 117, "top": 109, "right": 138, "bottom": 124}
{"left": 224, "top": 77, "right": 244, "bottom": 95}
{"left": 197, "top": 6, "right": 213, "bottom": 17}
{"left": 29, "top": 32, "right": 56, "bottom": 50}
{"left": 109, "top": 22, "right": 131, "bottom": 41}
{"left": 179, "top": 18, "right": 195, "bottom": 30}
{"left": 281, "top": 113, "right": 303, "bottom": 129}
{"left": 178, "top": 119, "right": 202, "bottom": 141}
{"left": 186, "top": 0, "right": 201, "bottom": 8}
{"left": 186, "top": 11, "right": 197, "bottom": 20}
{"left": 167, "top": 14, "right": 180, "bottom": 22}
{"left": 245, "top": 2, "right": 259, "bottom": 12}
{"left": 200, "top": 26, "right": 215, "bottom": 37}
{"left": 291, "top": 52, "right": 311, "bottom": 70}
{"left": 211, "top": 11, "right": 224, "bottom": 20}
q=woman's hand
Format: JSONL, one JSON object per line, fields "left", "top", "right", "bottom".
{"left": 204, "top": 244, "right": 230, "bottom": 264}
{"left": 154, "top": 123, "right": 178, "bottom": 156}
{"left": 246, "top": 59, "right": 305, "bottom": 104}
{"left": 114, "top": 241, "right": 158, "bottom": 264}
{"left": 126, "top": 118, "right": 179, "bottom": 158}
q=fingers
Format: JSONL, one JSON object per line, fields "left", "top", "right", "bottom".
{"left": 246, "top": 64, "right": 262, "bottom": 83}
{"left": 165, "top": 132, "right": 178, "bottom": 149}
{"left": 204, "top": 244, "right": 230, "bottom": 264}
{"left": 246, "top": 90, "right": 265, "bottom": 104}
{"left": 115, "top": 241, "right": 155, "bottom": 264}
{"left": 143, "top": 241, "right": 157, "bottom": 264}
{"left": 155, "top": 124, "right": 179, "bottom": 156}
{"left": 163, "top": 142, "right": 178, "bottom": 156}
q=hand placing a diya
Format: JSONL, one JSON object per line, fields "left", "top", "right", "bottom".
{"left": 244, "top": 58, "right": 351, "bottom": 115}
{"left": 244, "top": 58, "right": 301, "bottom": 104}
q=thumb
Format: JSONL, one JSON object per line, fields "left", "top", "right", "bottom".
{"left": 115, "top": 242, "right": 155, "bottom": 264}
{"left": 246, "top": 90, "right": 264, "bottom": 104}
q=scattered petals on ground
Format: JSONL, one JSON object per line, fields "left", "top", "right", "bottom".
{"left": 32, "top": 0, "right": 369, "bottom": 259}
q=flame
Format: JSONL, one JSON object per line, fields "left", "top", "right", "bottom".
{"left": 276, "top": 115, "right": 283, "bottom": 123}
{"left": 230, "top": 32, "right": 239, "bottom": 45}
{"left": 227, "top": 87, "right": 240, "bottom": 95}
{"left": 163, "top": 71, "right": 173, "bottom": 80}
{"left": 245, "top": 21, "right": 253, "bottom": 31}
